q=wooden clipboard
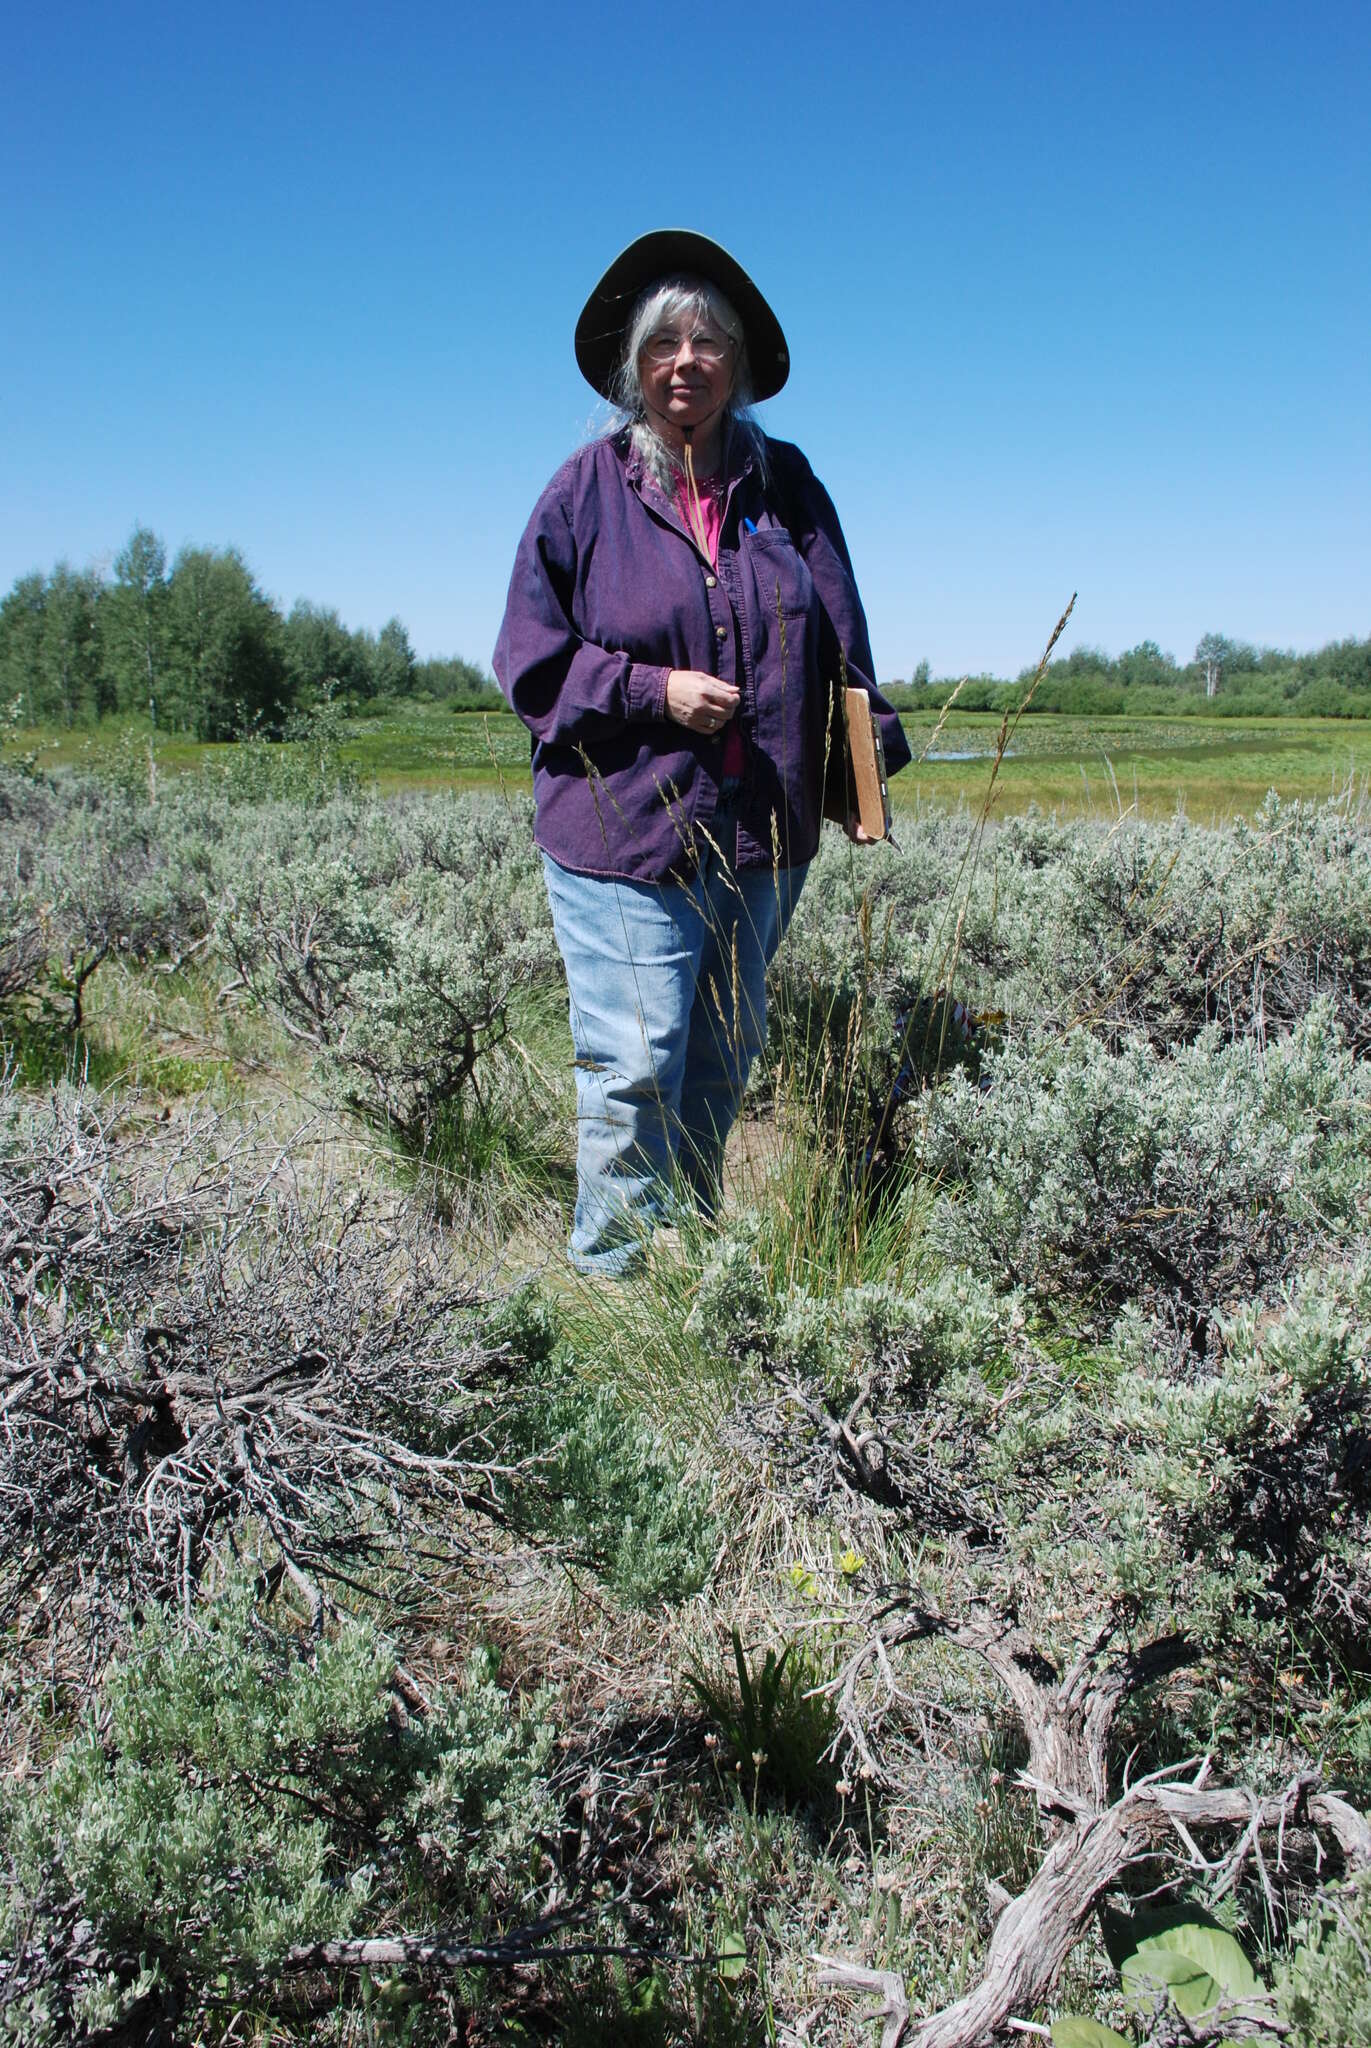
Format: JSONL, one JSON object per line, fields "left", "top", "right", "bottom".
{"left": 824, "top": 686, "right": 892, "bottom": 839}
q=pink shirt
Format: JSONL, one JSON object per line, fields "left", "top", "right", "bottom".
{"left": 675, "top": 473, "right": 744, "bottom": 778}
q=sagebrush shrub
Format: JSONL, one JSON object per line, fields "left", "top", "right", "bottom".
{"left": 917, "top": 999, "right": 1369, "bottom": 1350}
{"left": 0, "top": 1585, "right": 557, "bottom": 2042}
{"left": 219, "top": 795, "right": 555, "bottom": 1149}
{"left": 1278, "top": 1871, "right": 1371, "bottom": 2047}
{"left": 510, "top": 1368, "right": 720, "bottom": 1606}
{"left": 691, "top": 1215, "right": 1002, "bottom": 1399}
{"left": 770, "top": 793, "right": 1371, "bottom": 1136}
{"left": 1117, "top": 1255, "right": 1371, "bottom": 1662}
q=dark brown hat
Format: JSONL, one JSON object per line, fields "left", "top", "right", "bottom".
{"left": 574, "top": 229, "right": 790, "bottom": 403}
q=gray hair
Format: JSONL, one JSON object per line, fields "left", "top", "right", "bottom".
{"left": 608, "top": 278, "right": 768, "bottom": 489}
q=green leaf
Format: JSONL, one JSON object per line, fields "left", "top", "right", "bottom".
{"left": 733, "top": 1631, "right": 754, "bottom": 1720}
{"left": 1051, "top": 2017, "right": 1132, "bottom": 2046}
{"left": 1121, "top": 1920, "right": 1261, "bottom": 2020}
{"left": 716, "top": 1928, "right": 747, "bottom": 1982}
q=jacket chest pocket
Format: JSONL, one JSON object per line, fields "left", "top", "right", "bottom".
{"left": 744, "top": 528, "right": 815, "bottom": 621}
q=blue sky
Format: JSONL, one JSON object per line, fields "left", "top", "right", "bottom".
{"left": 4, "top": 0, "right": 1367, "bottom": 680}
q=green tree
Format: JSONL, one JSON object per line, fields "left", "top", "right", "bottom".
{"left": 165, "top": 545, "right": 289, "bottom": 738}
{"left": 1115, "top": 639, "right": 1177, "bottom": 688}
{"left": 0, "top": 571, "right": 47, "bottom": 724}
{"left": 1195, "top": 630, "right": 1226, "bottom": 698}
{"left": 38, "top": 564, "right": 107, "bottom": 724}
{"left": 413, "top": 652, "right": 501, "bottom": 705}
{"left": 1195, "top": 631, "right": 1260, "bottom": 699}
{"left": 281, "top": 599, "right": 371, "bottom": 704}
{"left": 105, "top": 526, "right": 169, "bottom": 720}
{"left": 1299, "top": 635, "right": 1371, "bottom": 695}
{"left": 370, "top": 615, "right": 417, "bottom": 699}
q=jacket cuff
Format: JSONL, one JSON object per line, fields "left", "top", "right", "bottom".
{"left": 626, "top": 662, "right": 670, "bottom": 721}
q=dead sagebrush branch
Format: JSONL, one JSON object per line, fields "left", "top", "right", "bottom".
{"left": 0, "top": 1081, "right": 537, "bottom": 1675}
{"left": 820, "top": 1598, "right": 1370, "bottom": 2048}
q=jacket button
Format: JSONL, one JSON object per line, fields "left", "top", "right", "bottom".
{"left": 715, "top": 624, "right": 727, "bottom": 640}
{"left": 704, "top": 574, "right": 717, "bottom": 588}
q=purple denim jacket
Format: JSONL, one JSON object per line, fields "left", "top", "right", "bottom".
{"left": 492, "top": 430, "right": 910, "bottom": 881}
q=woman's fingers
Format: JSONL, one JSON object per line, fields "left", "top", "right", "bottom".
{"left": 665, "top": 670, "right": 741, "bottom": 732}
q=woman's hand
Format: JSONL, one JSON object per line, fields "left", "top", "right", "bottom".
{"left": 666, "top": 669, "right": 740, "bottom": 737}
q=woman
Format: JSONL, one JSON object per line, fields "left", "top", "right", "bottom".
{"left": 494, "top": 229, "right": 909, "bottom": 1276}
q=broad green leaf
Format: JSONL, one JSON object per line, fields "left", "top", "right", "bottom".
{"left": 1122, "top": 1920, "right": 1261, "bottom": 2020}
{"left": 1051, "top": 2018, "right": 1132, "bottom": 2047}
{"left": 1100, "top": 1900, "right": 1227, "bottom": 1969}
{"left": 1122, "top": 1942, "right": 1220, "bottom": 2018}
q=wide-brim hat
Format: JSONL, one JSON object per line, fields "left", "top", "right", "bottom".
{"left": 574, "top": 229, "right": 790, "bottom": 403}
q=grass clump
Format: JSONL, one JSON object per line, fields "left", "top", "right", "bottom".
{"left": 686, "top": 1628, "right": 837, "bottom": 1809}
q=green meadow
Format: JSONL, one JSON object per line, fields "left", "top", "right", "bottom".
{"left": 15, "top": 702, "right": 1371, "bottom": 821}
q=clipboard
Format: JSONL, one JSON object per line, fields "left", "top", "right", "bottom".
{"left": 824, "top": 686, "right": 893, "bottom": 839}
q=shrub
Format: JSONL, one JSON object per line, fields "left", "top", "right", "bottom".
{"left": 218, "top": 696, "right": 360, "bottom": 805}
{"left": 218, "top": 795, "right": 555, "bottom": 1150}
{"left": 691, "top": 1220, "right": 1002, "bottom": 1401}
{"left": 0, "top": 763, "right": 233, "bottom": 1079}
{"left": 700, "top": 1230, "right": 1009, "bottom": 1529}
{"left": 510, "top": 1364, "right": 721, "bottom": 1607}
{"left": 0, "top": 1586, "right": 557, "bottom": 2041}
{"left": 1119, "top": 1256, "right": 1371, "bottom": 1664}
{"left": 774, "top": 795, "right": 1371, "bottom": 1105}
{"left": 918, "top": 1000, "right": 1369, "bottom": 1351}
{"left": 1279, "top": 1872, "right": 1371, "bottom": 2046}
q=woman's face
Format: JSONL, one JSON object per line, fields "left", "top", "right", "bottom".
{"left": 637, "top": 309, "right": 737, "bottom": 444}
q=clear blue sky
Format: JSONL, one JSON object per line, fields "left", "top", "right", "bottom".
{"left": 4, "top": 0, "right": 1367, "bottom": 680}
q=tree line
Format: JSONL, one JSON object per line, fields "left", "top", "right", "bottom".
{"left": 0, "top": 528, "right": 499, "bottom": 738}
{"left": 890, "top": 630, "right": 1371, "bottom": 718}
{"left": 3, "top": 527, "right": 1366, "bottom": 736}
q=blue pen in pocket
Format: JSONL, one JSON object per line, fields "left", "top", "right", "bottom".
{"left": 742, "top": 516, "right": 757, "bottom": 534}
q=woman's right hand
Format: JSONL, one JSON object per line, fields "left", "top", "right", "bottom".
{"left": 665, "top": 669, "right": 741, "bottom": 737}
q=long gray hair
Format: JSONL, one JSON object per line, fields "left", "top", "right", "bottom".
{"left": 609, "top": 278, "right": 769, "bottom": 490}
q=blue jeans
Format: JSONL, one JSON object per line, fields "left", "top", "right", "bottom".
{"left": 542, "top": 827, "right": 808, "bottom": 1276}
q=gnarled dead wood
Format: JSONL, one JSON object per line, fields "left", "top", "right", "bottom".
{"left": 812, "top": 1959, "right": 909, "bottom": 2048}
{"left": 824, "top": 1598, "right": 1370, "bottom": 2048}
{"left": 823, "top": 1767, "right": 1367, "bottom": 2047}
{"left": 837, "top": 1600, "right": 1194, "bottom": 1812}
{"left": 0, "top": 1088, "right": 538, "bottom": 1664}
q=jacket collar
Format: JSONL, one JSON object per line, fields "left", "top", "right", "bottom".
{"left": 619, "top": 424, "right": 756, "bottom": 498}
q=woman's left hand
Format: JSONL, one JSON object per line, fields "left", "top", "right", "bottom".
{"left": 665, "top": 669, "right": 741, "bottom": 735}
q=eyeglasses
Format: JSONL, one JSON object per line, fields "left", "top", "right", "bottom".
{"left": 640, "top": 327, "right": 735, "bottom": 367}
